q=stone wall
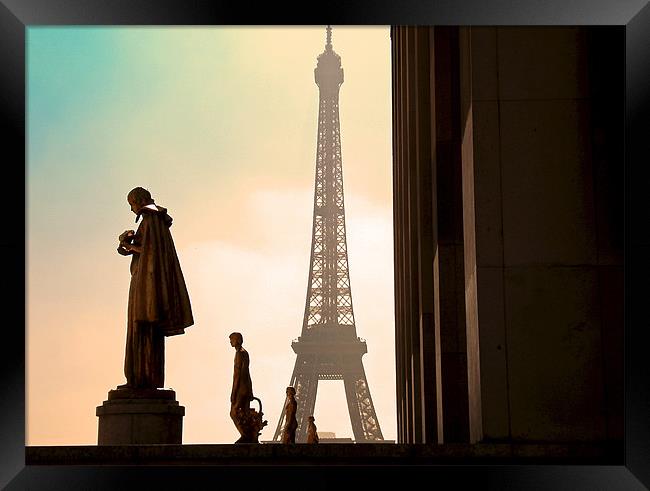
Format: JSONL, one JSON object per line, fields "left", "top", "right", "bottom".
{"left": 391, "top": 26, "right": 623, "bottom": 445}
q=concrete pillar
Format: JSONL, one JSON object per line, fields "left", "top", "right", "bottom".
{"left": 433, "top": 27, "right": 470, "bottom": 443}
{"left": 392, "top": 25, "right": 443, "bottom": 443}
{"left": 459, "top": 27, "right": 623, "bottom": 443}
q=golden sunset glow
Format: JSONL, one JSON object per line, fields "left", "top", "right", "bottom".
{"left": 27, "top": 26, "right": 394, "bottom": 444}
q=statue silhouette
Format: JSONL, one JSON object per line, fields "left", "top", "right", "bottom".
{"left": 117, "top": 187, "right": 193, "bottom": 389}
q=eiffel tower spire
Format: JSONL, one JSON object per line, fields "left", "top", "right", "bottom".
{"left": 272, "top": 26, "right": 384, "bottom": 443}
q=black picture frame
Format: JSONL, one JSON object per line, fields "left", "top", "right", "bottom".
{"left": 2, "top": 0, "right": 649, "bottom": 489}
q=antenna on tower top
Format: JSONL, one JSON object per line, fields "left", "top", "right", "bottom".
{"left": 326, "top": 25, "right": 332, "bottom": 49}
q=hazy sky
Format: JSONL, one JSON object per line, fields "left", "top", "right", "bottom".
{"left": 27, "top": 26, "right": 394, "bottom": 445}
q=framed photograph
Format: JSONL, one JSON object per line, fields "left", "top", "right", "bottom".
{"left": 3, "top": 0, "right": 649, "bottom": 489}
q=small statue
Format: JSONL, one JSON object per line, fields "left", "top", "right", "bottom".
{"left": 229, "top": 332, "right": 267, "bottom": 443}
{"left": 306, "top": 415, "right": 319, "bottom": 444}
{"left": 281, "top": 386, "right": 298, "bottom": 444}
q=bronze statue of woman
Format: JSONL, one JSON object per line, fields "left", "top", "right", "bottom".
{"left": 281, "top": 386, "right": 298, "bottom": 444}
{"left": 306, "top": 415, "right": 319, "bottom": 444}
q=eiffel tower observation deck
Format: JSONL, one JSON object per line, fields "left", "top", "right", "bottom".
{"left": 272, "top": 26, "right": 384, "bottom": 443}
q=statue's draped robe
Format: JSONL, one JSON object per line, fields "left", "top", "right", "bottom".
{"left": 124, "top": 205, "right": 194, "bottom": 388}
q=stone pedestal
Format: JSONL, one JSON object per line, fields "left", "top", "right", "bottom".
{"left": 96, "top": 388, "right": 184, "bottom": 445}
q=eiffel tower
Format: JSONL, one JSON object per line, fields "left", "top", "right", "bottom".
{"left": 272, "top": 26, "right": 384, "bottom": 443}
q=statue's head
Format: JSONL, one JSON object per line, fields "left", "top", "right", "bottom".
{"left": 127, "top": 187, "right": 154, "bottom": 214}
{"left": 229, "top": 332, "right": 243, "bottom": 347}
{"left": 308, "top": 415, "right": 315, "bottom": 422}
{"left": 286, "top": 386, "right": 296, "bottom": 397}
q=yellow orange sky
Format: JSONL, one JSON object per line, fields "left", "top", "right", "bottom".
{"left": 27, "top": 26, "right": 394, "bottom": 444}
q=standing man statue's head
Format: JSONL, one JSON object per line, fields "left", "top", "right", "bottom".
{"left": 127, "top": 186, "right": 153, "bottom": 204}
{"left": 127, "top": 187, "right": 155, "bottom": 220}
{"left": 229, "top": 332, "right": 243, "bottom": 348}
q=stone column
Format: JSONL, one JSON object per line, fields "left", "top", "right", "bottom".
{"left": 392, "top": 25, "right": 449, "bottom": 444}
{"left": 432, "top": 26, "right": 470, "bottom": 443}
{"left": 459, "top": 26, "right": 622, "bottom": 443}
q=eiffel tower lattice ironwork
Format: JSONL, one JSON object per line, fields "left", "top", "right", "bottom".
{"left": 272, "top": 26, "right": 384, "bottom": 443}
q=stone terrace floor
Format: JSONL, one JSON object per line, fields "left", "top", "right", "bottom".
{"left": 26, "top": 442, "right": 622, "bottom": 466}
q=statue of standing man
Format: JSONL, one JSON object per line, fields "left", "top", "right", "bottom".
{"left": 117, "top": 187, "right": 194, "bottom": 389}
{"left": 229, "top": 332, "right": 254, "bottom": 442}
